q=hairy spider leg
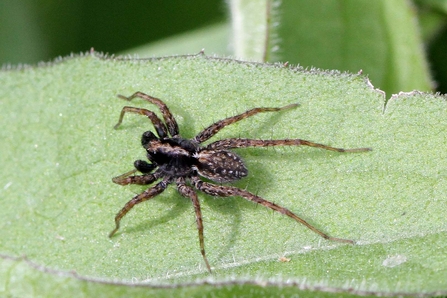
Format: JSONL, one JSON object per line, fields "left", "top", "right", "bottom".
{"left": 113, "top": 106, "right": 168, "bottom": 138}
{"left": 206, "top": 138, "right": 372, "bottom": 153}
{"left": 176, "top": 177, "right": 212, "bottom": 273}
{"left": 112, "top": 169, "right": 162, "bottom": 186}
{"left": 191, "top": 176, "right": 354, "bottom": 244}
{"left": 109, "top": 179, "right": 170, "bottom": 238}
{"left": 118, "top": 92, "right": 179, "bottom": 137}
{"left": 194, "top": 103, "right": 299, "bottom": 144}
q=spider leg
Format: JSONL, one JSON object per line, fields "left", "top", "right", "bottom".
{"left": 176, "top": 177, "right": 212, "bottom": 273}
{"left": 191, "top": 177, "right": 354, "bottom": 244}
{"left": 117, "top": 92, "right": 179, "bottom": 137}
{"left": 112, "top": 170, "right": 161, "bottom": 186}
{"left": 113, "top": 106, "right": 168, "bottom": 138}
{"left": 113, "top": 160, "right": 160, "bottom": 186}
{"left": 194, "top": 104, "right": 299, "bottom": 143}
{"left": 206, "top": 138, "right": 371, "bottom": 153}
{"left": 109, "top": 179, "right": 170, "bottom": 238}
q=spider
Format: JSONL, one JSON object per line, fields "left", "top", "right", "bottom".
{"left": 109, "top": 91, "right": 371, "bottom": 273}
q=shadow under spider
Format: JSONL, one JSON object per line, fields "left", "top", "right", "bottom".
{"left": 119, "top": 191, "right": 191, "bottom": 235}
{"left": 199, "top": 188, "right": 244, "bottom": 262}
{"left": 118, "top": 186, "right": 244, "bottom": 266}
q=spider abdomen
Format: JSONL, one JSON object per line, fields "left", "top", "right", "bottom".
{"left": 194, "top": 150, "right": 248, "bottom": 183}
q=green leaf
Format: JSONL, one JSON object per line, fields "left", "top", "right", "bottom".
{"left": 229, "top": 0, "right": 433, "bottom": 95}
{"left": 1, "top": 53, "right": 446, "bottom": 297}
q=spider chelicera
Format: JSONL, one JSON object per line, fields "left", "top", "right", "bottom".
{"left": 109, "top": 91, "right": 371, "bottom": 273}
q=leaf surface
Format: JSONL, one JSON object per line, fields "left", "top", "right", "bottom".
{"left": 0, "top": 53, "right": 446, "bottom": 297}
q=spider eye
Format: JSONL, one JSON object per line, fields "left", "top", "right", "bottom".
{"left": 141, "top": 131, "right": 158, "bottom": 147}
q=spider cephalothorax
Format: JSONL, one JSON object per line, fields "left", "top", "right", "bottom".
{"left": 109, "top": 92, "right": 371, "bottom": 273}
{"left": 138, "top": 130, "right": 248, "bottom": 183}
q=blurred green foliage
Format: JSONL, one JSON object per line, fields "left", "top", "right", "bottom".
{"left": 1, "top": 0, "right": 447, "bottom": 95}
{"left": 0, "top": 0, "right": 225, "bottom": 64}
{"left": 1, "top": 0, "right": 447, "bottom": 94}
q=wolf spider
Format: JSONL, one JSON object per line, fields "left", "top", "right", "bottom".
{"left": 109, "top": 91, "right": 371, "bottom": 273}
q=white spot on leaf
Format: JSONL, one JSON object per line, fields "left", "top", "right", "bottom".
{"left": 382, "top": 255, "right": 407, "bottom": 267}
